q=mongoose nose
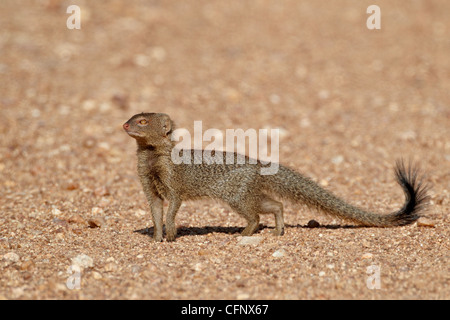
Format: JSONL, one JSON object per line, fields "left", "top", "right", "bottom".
{"left": 123, "top": 123, "right": 129, "bottom": 130}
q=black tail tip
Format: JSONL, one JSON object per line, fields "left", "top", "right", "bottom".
{"left": 393, "top": 159, "right": 431, "bottom": 226}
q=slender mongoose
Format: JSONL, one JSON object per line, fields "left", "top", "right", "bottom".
{"left": 123, "top": 112, "right": 429, "bottom": 242}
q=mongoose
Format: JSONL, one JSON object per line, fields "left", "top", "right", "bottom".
{"left": 123, "top": 112, "right": 429, "bottom": 242}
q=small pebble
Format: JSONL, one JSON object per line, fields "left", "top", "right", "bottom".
{"left": 193, "top": 262, "right": 203, "bottom": 272}
{"left": 237, "top": 293, "right": 250, "bottom": 300}
{"left": 361, "top": 253, "right": 373, "bottom": 260}
{"left": 103, "top": 262, "right": 118, "bottom": 272}
{"left": 272, "top": 249, "right": 286, "bottom": 258}
{"left": 91, "top": 207, "right": 104, "bottom": 215}
{"left": 94, "top": 187, "right": 110, "bottom": 197}
{"left": 135, "top": 209, "right": 147, "bottom": 216}
{"left": 68, "top": 214, "right": 85, "bottom": 225}
{"left": 416, "top": 218, "right": 435, "bottom": 228}
{"left": 51, "top": 207, "right": 62, "bottom": 216}
{"left": 331, "top": 155, "right": 344, "bottom": 165}
{"left": 88, "top": 217, "right": 105, "bottom": 228}
{"left": 237, "top": 236, "right": 262, "bottom": 246}
{"left": 307, "top": 220, "right": 320, "bottom": 228}
{"left": 2, "top": 252, "right": 20, "bottom": 263}
{"left": 71, "top": 254, "right": 94, "bottom": 269}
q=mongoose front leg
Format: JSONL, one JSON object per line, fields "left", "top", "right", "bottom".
{"left": 138, "top": 171, "right": 164, "bottom": 241}
{"left": 240, "top": 213, "right": 260, "bottom": 236}
{"left": 165, "top": 197, "right": 182, "bottom": 242}
{"left": 149, "top": 195, "right": 164, "bottom": 242}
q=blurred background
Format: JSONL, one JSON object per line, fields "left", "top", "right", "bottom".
{"left": 1, "top": 0, "right": 449, "bottom": 189}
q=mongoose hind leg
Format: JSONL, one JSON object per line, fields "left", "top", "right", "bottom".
{"left": 240, "top": 213, "right": 260, "bottom": 236}
{"left": 229, "top": 195, "right": 285, "bottom": 237}
{"left": 229, "top": 202, "right": 261, "bottom": 236}
{"left": 260, "top": 196, "right": 284, "bottom": 236}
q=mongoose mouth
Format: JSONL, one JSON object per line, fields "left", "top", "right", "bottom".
{"left": 126, "top": 131, "right": 144, "bottom": 138}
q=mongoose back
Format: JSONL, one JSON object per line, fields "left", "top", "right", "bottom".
{"left": 123, "top": 112, "right": 429, "bottom": 242}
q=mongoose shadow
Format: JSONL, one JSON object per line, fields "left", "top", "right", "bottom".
{"left": 134, "top": 223, "right": 363, "bottom": 239}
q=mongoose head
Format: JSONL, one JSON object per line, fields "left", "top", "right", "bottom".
{"left": 123, "top": 113, "right": 174, "bottom": 147}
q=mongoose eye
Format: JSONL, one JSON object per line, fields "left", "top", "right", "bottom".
{"left": 138, "top": 119, "right": 148, "bottom": 125}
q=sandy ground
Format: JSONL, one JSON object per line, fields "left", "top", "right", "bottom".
{"left": 0, "top": 0, "right": 449, "bottom": 300}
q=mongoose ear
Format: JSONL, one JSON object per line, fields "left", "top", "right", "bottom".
{"left": 161, "top": 115, "right": 173, "bottom": 136}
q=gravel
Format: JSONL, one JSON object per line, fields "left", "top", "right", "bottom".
{"left": 0, "top": 0, "right": 449, "bottom": 300}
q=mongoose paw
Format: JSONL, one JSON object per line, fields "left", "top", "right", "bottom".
{"left": 271, "top": 228, "right": 285, "bottom": 236}
{"left": 165, "top": 233, "right": 177, "bottom": 242}
{"left": 240, "top": 229, "right": 254, "bottom": 237}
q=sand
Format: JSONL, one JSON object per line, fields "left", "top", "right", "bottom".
{"left": 0, "top": 0, "right": 449, "bottom": 299}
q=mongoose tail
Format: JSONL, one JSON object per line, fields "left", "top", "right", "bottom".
{"left": 262, "top": 160, "right": 429, "bottom": 227}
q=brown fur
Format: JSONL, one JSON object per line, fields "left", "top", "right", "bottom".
{"left": 123, "top": 113, "right": 429, "bottom": 242}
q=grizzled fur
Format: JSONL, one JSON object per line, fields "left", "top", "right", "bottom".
{"left": 123, "top": 113, "right": 429, "bottom": 242}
